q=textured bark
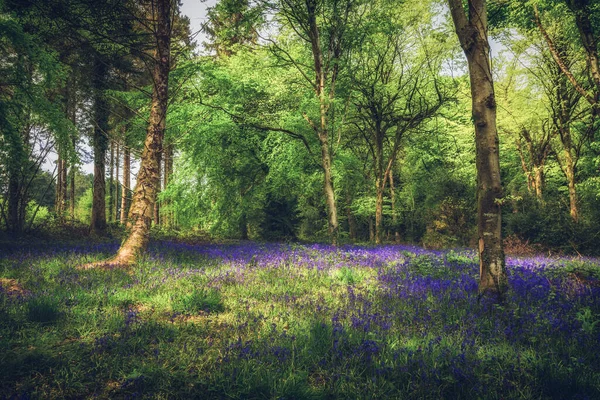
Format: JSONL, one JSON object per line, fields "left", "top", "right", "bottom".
{"left": 389, "top": 169, "right": 400, "bottom": 243}
{"left": 153, "top": 151, "right": 162, "bottom": 226}
{"left": 60, "top": 158, "right": 67, "bottom": 221}
{"left": 7, "top": 172, "right": 21, "bottom": 234}
{"left": 56, "top": 154, "right": 64, "bottom": 217}
{"left": 556, "top": 77, "right": 580, "bottom": 222}
{"left": 448, "top": 0, "right": 507, "bottom": 296}
{"left": 515, "top": 127, "right": 551, "bottom": 201}
{"left": 564, "top": 153, "right": 578, "bottom": 222}
{"left": 115, "top": 141, "right": 120, "bottom": 221}
{"left": 566, "top": 0, "right": 600, "bottom": 104}
{"left": 309, "top": 8, "right": 338, "bottom": 245}
{"left": 108, "top": 0, "right": 172, "bottom": 265}
{"left": 374, "top": 125, "right": 384, "bottom": 244}
{"left": 109, "top": 141, "right": 114, "bottom": 222}
{"left": 120, "top": 144, "right": 131, "bottom": 225}
{"left": 162, "top": 143, "right": 173, "bottom": 227}
{"left": 90, "top": 58, "right": 109, "bottom": 235}
{"left": 346, "top": 193, "right": 357, "bottom": 242}
{"left": 70, "top": 163, "right": 75, "bottom": 221}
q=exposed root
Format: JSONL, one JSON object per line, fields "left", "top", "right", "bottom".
{"left": 78, "top": 258, "right": 133, "bottom": 271}
{"left": 0, "top": 278, "right": 31, "bottom": 298}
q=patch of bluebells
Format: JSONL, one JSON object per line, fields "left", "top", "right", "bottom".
{"left": 2, "top": 240, "right": 600, "bottom": 397}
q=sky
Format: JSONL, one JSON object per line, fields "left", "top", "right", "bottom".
{"left": 180, "top": 0, "right": 217, "bottom": 48}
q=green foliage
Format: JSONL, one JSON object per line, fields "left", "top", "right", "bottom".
{"left": 576, "top": 307, "right": 599, "bottom": 335}
{"left": 26, "top": 296, "right": 60, "bottom": 324}
{"left": 172, "top": 289, "right": 224, "bottom": 314}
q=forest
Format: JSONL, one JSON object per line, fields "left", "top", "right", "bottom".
{"left": 1, "top": 0, "right": 600, "bottom": 398}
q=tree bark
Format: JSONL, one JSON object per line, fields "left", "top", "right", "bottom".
{"left": 163, "top": 143, "right": 173, "bottom": 227}
{"left": 120, "top": 144, "right": 131, "bottom": 225}
{"left": 56, "top": 154, "right": 63, "bottom": 218}
{"left": 389, "top": 169, "right": 400, "bottom": 243}
{"left": 7, "top": 171, "right": 21, "bottom": 234}
{"left": 346, "top": 193, "right": 357, "bottom": 242}
{"left": 566, "top": 0, "right": 600, "bottom": 104}
{"left": 115, "top": 141, "right": 120, "bottom": 221}
{"left": 448, "top": 0, "right": 507, "bottom": 296}
{"left": 109, "top": 141, "right": 114, "bottom": 222}
{"left": 305, "top": 0, "right": 341, "bottom": 245}
{"left": 153, "top": 151, "right": 162, "bottom": 226}
{"left": 90, "top": 57, "right": 109, "bottom": 235}
{"left": 107, "top": 0, "right": 172, "bottom": 265}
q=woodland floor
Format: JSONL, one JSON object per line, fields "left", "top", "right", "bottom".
{"left": 1, "top": 240, "right": 600, "bottom": 399}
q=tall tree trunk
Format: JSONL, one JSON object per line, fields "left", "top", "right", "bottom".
{"left": 153, "top": 151, "right": 162, "bottom": 226}
{"left": 163, "top": 143, "right": 173, "bottom": 227}
{"left": 533, "top": 165, "right": 544, "bottom": 200}
{"left": 369, "top": 217, "right": 374, "bottom": 243}
{"left": 448, "top": 0, "right": 507, "bottom": 296}
{"left": 70, "top": 163, "right": 75, "bottom": 221}
{"left": 346, "top": 193, "right": 357, "bottom": 242}
{"left": 320, "top": 137, "right": 338, "bottom": 245}
{"left": 109, "top": 141, "right": 114, "bottom": 223}
{"left": 56, "top": 154, "right": 63, "bottom": 217}
{"left": 306, "top": 1, "right": 339, "bottom": 246}
{"left": 556, "top": 77, "right": 580, "bottom": 223}
{"left": 7, "top": 172, "right": 21, "bottom": 234}
{"left": 108, "top": 0, "right": 172, "bottom": 265}
{"left": 68, "top": 77, "right": 77, "bottom": 222}
{"left": 90, "top": 57, "right": 109, "bottom": 235}
{"left": 120, "top": 144, "right": 131, "bottom": 225}
{"left": 374, "top": 128, "right": 384, "bottom": 244}
{"left": 115, "top": 141, "right": 120, "bottom": 221}
{"left": 389, "top": 169, "right": 400, "bottom": 243}
{"left": 61, "top": 158, "right": 67, "bottom": 221}
{"left": 563, "top": 148, "right": 579, "bottom": 222}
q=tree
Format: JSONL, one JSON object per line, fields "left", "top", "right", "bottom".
{"left": 348, "top": 2, "right": 446, "bottom": 243}
{"left": 269, "top": 0, "right": 359, "bottom": 245}
{"left": 447, "top": 0, "right": 508, "bottom": 296}
{"left": 0, "top": 3, "right": 73, "bottom": 233}
{"left": 202, "top": 0, "right": 262, "bottom": 57}
{"left": 95, "top": 0, "right": 174, "bottom": 266}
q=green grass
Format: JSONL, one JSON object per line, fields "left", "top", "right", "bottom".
{"left": 0, "top": 241, "right": 599, "bottom": 399}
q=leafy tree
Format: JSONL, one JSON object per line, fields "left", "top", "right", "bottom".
{"left": 447, "top": 0, "right": 508, "bottom": 296}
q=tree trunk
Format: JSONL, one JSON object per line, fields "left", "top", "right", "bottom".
{"left": 120, "top": 144, "right": 131, "bottom": 225}
{"left": 70, "top": 163, "right": 75, "bottom": 221}
{"left": 56, "top": 154, "right": 63, "bottom": 217}
{"left": 533, "top": 165, "right": 544, "bottom": 200}
{"left": 448, "top": 0, "right": 507, "bottom": 296}
{"left": 320, "top": 137, "right": 338, "bottom": 245}
{"left": 109, "top": 141, "right": 114, "bottom": 223}
{"left": 564, "top": 149, "right": 579, "bottom": 222}
{"left": 61, "top": 158, "right": 67, "bottom": 222}
{"left": 374, "top": 128, "right": 384, "bottom": 244}
{"left": 306, "top": 1, "right": 339, "bottom": 246}
{"left": 153, "top": 151, "right": 162, "bottom": 226}
{"left": 346, "top": 193, "right": 357, "bottom": 242}
{"left": 115, "top": 141, "right": 120, "bottom": 221}
{"left": 389, "top": 169, "right": 400, "bottom": 243}
{"left": 369, "top": 217, "right": 374, "bottom": 243}
{"left": 108, "top": 0, "right": 172, "bottom": 265}
{"left": 90, "top": 57, "right": 109, "bottom": 235}
{"left": 7, "top": 172, "right": 21, "bottom": 234}
{"left": 567, "top": 0, "right": 600, "bottom": 102}
{"left": 163, "top": 143, "right": 173, "bottom": 227}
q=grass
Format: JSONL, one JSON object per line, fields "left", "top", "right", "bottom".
{"left": 0, "top": 240, "right": 599, "bottom": 399}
